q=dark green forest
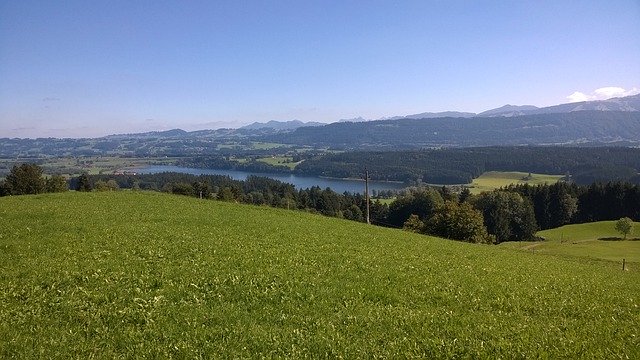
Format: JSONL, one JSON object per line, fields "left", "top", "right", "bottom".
{"left": 266, "top": 111, "right": 640, "bottom": 148}
{"left": 294, "top": 146, "right": 640, "bottom": 185}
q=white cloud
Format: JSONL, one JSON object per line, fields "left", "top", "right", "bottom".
{"left": 567, "top": 87, "right": 639, "bottom": 103}
{"left": 567, "top": 91, "right": 593, "bottom": 103}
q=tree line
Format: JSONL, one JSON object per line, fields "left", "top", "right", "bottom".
{"left": 2, "top": 164, "right": 639, "bottom": 245}
{"left": 295, "top": 147, "right": 640, "bottom": 185}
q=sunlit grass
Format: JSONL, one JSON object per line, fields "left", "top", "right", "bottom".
{"left": 468, "top": 171, "right": 563, "bottom": 194}
{"left": 501, "top": 221, "right": 640, "bottom": 268}
{"left": 257, "top": 156, "right": 301, "bottom": 169}
{"left": 1, "top": 192, "right": 638, "bottom": 358}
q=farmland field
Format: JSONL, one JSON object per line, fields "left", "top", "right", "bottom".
{"left": 1, "top": 192, "right": 638, "bottom": 358}
{"left": 468, "top": 171, "right": 563, "bottom": 194}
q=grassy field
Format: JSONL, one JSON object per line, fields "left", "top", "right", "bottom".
{"left": 1, "top": 192, "right": 639, "bottom": 358}
{"left": 503, "top": 221, "right": 640, "bottom": 268}
{"left": 468, "top": 171, "right": 563, "bottom": 194}
{"left": 257, "top": 156, "right": 302, "bottom": 170}
{"left": 371, "top": 197, "right": 395, "bottom": 205}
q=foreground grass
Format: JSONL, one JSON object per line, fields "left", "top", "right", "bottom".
{"left": 469, "top": 171, "right": 563, "bottom": 194}
{"left": 1, "top": 192, "right": 638, "bottom": 358}
{"left": 502, "top": 221, "right": 640, "bottom": 269}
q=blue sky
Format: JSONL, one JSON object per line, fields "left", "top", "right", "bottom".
{"left": 1, "top": 1, "right": 639, "bottom": 138}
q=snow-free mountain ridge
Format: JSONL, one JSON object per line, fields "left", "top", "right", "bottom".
{"left": 245, "top": 94, "right": 640, "bottom": 131}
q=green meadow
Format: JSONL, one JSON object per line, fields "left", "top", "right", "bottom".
{"left": 257, "top": 156, "right": 302, "bottom": 170}
{"left": 1, "top": 192, "right": 638, "bottom": 358}
{"left": 468, "top": 171, "right": 563, "bottom": 194}
{"left": 503, "top": 221, "right": 640, "bottom": 269}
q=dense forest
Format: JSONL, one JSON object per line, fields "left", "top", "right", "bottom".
{"left": 3, "top": 164, "right": 639, "bottom": 245}
{"left": 266, "top": 111, "right": 640, "bottom": 149}
{"left": 295, "top": 146, "right": 640, "bottom": 185}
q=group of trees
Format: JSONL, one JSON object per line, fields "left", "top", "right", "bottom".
{"left": 392, "top": 180, "right": 640, "bottom": 243}
{"left": 295, "top": 147, "right": 640, "bottom": 185}
{"left": 505, "top": 181, "right": 640, "bottom": 229}
{"left": 0, "top": 164, "right": 67, "bottom": 196}
{"left": 390, "top": 187, "right": 537, "bottom": 244}
{"left": 0, "top": 164, "right": 119, "bottom": 196}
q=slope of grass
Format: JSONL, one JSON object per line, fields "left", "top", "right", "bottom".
{"left": 1, "top": 192, "right": 639, "bottom": 358}
{"left": 469, "top": 171, "right": 563, "bottom": 194}
{"left": 539, "top": 220, "right": 640, "bottom": 241}
{"left": 502, "top": 221, "right": 640, "bottom": 267}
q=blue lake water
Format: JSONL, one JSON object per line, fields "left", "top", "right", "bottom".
{"left": 134, "top": 165, "right": 406, "bottom": 194}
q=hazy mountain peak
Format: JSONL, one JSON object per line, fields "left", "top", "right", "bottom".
{"left": 478, "top": 104, "right": 539, "bottom": 117}
{"left": 338, "top": 117, "right": 369, "bottom": 123}
{"left": 240, "top": 120, "right": 325, "bottom": 131}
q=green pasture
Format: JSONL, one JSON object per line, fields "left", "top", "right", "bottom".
{"left": 468, "top": 171, "right": 563, "bottom": 194}
{"left": 250, "top": 142, "right": 287, "bottom": 150}
{"left": 257, "top": 156, "right": 301, "bottom": 169}
{"left": 502, "top": 221, "right": 640, "bottom": 267}
{"left": 371, "top": 197, "right": 395, "bottom": 205}
{"left": 1, "top": 192, "right": 638, "bottom": 358}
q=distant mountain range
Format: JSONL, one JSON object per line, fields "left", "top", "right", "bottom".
{"left": 266, "top": 110, "right": 640, "bottom": 149}
{"left": 240, "top": 120, "right": 325, "bottom": 131}
{"left": 2, "top": 94, "right": 639, "bottom": 153}
{"left": 477, "top": 94, "right": 640, "bottom": 117}
{"left": 243, "top": 94, "right": 640, "bottom": 130}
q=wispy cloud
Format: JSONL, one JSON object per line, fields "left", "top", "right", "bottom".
{"left": 42, "top": 97, "right": 60, "bottom": 102}
{"left": 567, "top": 87, "right": 639, "bottom": 103}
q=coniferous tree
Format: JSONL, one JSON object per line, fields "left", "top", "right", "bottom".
{"left": 6, "top": 164, "right": 46, "bottom": 195}
{"left": 76, "top": 173, "right": 92, "bottom": 192}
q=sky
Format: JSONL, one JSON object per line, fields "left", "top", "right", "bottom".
{"left": 1, "top": 1, "right": 639, "bottom": 138}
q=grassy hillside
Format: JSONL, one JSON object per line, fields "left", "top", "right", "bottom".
{"left": 1, "top": 192, "right": 639, "bottom": 358}
{"left": 468, "top": 171, "right": 563, "bottom": 194}
{"left": 502, "top": 221, "right": 640, "bottom": 267}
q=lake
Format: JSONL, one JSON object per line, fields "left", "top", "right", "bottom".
{"left": 134, "top": 165, "right": 406, "bottom": 194}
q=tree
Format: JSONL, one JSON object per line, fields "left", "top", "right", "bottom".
{"left": 106, "top": 179, "right": 120, "bottom": 191}
{"left": 426, "top": 201, "right": 493, "bottom": 244}
{"left": 403, "top": 214, "right": 424, "bottom": 233}
{"left": 387, "top": 187, "right": 444, "bottom": 227}
{"left": 5, "top": 163, "right": 46, "bottom": 195}
{"left": 458, "top": 187, "right": 472, "bottom": 203}
{"left": 95, "top": 179, "right": 119, "bottom": 191}
{"left": 76, "top": 173, "right": 92, "bottom": 192}
{"left": 0, "top": 180, "right": 9, "bottom": 196}
{"left": 45, "top": 175, "right": 68, "bottom": 193}
{"left": 343, "top": 204, "right": 364, "bottom": 222}
{"left": 615, "top": 217, "right": 633, "bottom": 240}
{"left": 472, "top": 191, "right": 537, "bottom": 243}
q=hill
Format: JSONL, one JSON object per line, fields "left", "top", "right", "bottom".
{"left": 502, "top": 221, "right": 640, "bottom": 266}
{"left": 477, "top": 94, "right": 640, "bottom": 117}
{"left": 267, "top": 111, "right": 640, "bottom": 149}
{"left": 240, "top": 120, "right": 325, "bottom": 131}
{"left": 1, "top": 192, "right": 639, "bottom": 357}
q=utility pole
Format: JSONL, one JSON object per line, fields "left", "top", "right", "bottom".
{"left": 363, "top": 168, "right": 370, "bottom": 225}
